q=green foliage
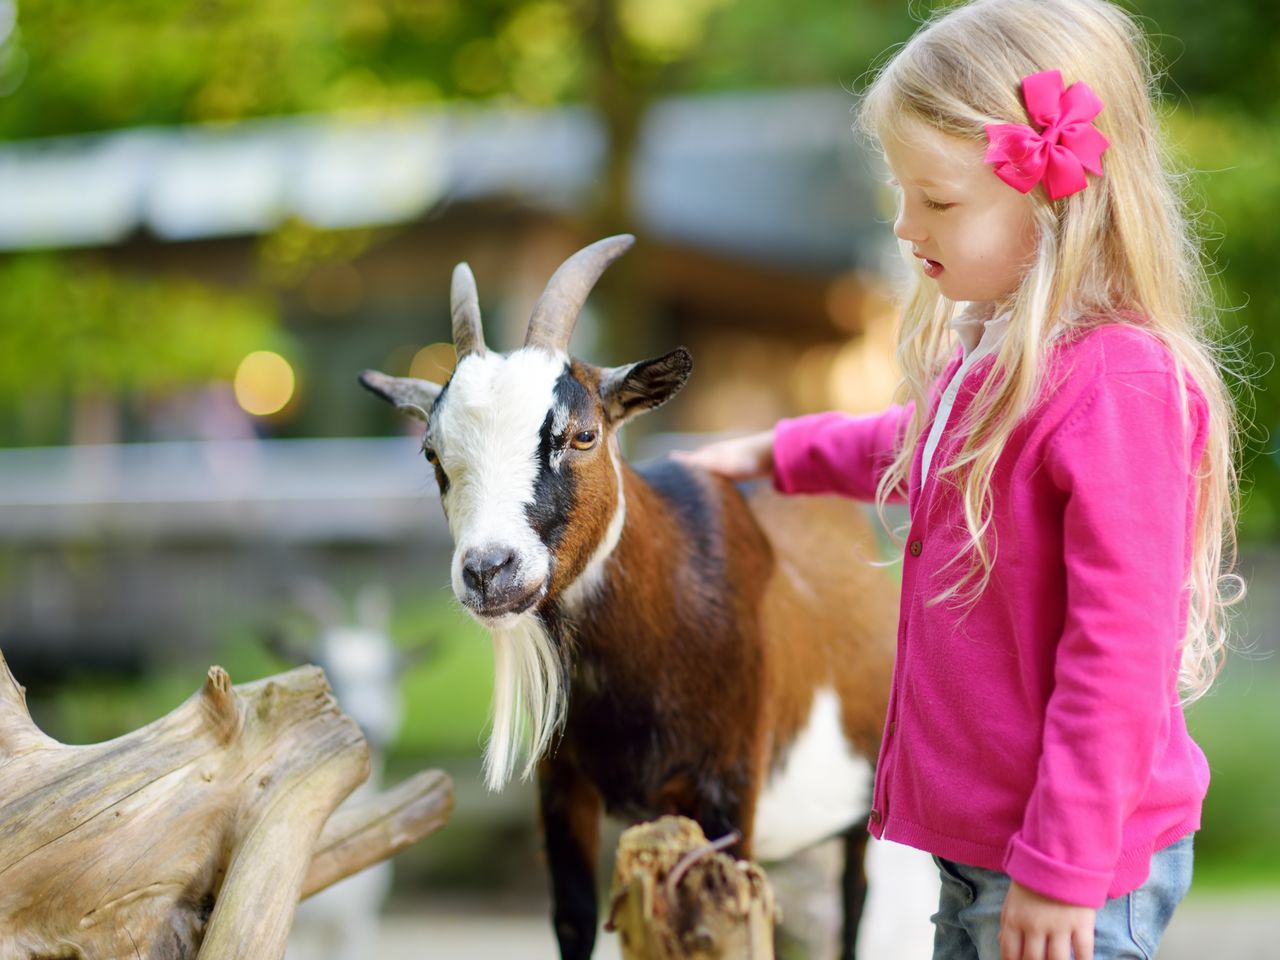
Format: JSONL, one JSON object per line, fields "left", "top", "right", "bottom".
{"left": 0, "top": 253, "right": 286, "bottom": 445}
{"left": 388, "top": 592, "right": 494, "bottom": 758}
{"left": 1167, "top": 108, "right": 1280, "bottom": 536}
{"left": 1186, "top": 660, "right": 1280, "bottom": 888}
{"left": 0, "top": 254, "right": 284, "bottom": 397}
{"left": 0, "top": 0, "right": 597, "bottom": 138}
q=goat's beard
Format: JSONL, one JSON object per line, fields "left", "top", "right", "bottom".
{"left": 484, "top": 615, "right": 567, "bottom": 791}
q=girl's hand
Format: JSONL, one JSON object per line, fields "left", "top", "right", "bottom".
{"left": 669, "top": 429, "right": 776, "bottom": 480}
{"left": 999, "top": 881, "right": 1096, "bottom": 960}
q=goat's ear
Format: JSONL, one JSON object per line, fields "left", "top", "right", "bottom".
{"left": 358, "top": 369, "right": 443, "bottom": 423}
{"left": 599, "top": 347, "right": 692, "bottom": 425}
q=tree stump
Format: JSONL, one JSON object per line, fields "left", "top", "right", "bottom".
{"left": 607, "top": 817, "right": 778, "bottom": 960}
{"left": 0, "top": 651, "right": 453, "bottom": 960}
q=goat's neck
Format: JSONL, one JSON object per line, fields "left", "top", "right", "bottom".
{"left": 553, "top": 457, "right": 722, "bottom": 662}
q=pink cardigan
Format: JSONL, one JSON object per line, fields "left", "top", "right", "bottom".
{"left": 772, "top": 323, "right": 1210, "bottom": 907}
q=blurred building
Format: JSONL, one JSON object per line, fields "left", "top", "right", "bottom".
{"left": 0, "top": 88, "right": 901, "bottom": 673}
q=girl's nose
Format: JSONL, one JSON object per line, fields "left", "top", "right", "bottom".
{"left": 894, "top": 207, "right": 926, "bottom": 244}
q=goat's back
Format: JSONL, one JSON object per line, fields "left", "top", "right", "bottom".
{"left": 744, "top": 483, "right": 898, "bottom": 760}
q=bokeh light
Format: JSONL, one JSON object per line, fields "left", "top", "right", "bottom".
{"left": 409, "top": 342, "right": 456, "bottom": 381}
{"left": 233, "top": 350, "right": 296, "bottom": 416}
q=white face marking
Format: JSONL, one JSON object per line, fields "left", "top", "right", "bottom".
{"left": 752, "top": 688, "right": 874, "bottom": 861}
{"left": 426, "top": 347, "right": 586, "bottom": 790}
{"left": 430, "top": 349, "right": 566, "bottom": 621}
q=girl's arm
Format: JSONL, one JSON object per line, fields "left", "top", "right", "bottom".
{"left": 673, "top": 404, "right": 914, "bottom": 502}
{"left": 770, "top": 404, "right": 914, "bottom": 502}
{"left": 670, "top": 428, "right": 775, "bottom": 480}
{"left": 1005, "top": 366, "right": 1209, "bottom": 908}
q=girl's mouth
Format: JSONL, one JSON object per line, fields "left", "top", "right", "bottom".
{"left": 921, "top": 258, "right": 944, "bottom": 279}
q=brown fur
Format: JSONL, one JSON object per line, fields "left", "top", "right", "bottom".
{"left": 547, "top": 450, "right": 897, "bottom": 859}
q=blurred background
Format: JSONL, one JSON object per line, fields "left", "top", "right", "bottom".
{"left": 0, "top": 0, "right": 1276, "bottom": 956}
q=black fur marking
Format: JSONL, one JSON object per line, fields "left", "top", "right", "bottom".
{"left": 425, "top": 379, "right": 452, "bottom": 497}
{"left": 432, "top": 462, "right": 451, "bottom": 497}
{"left": 637, "top": 458, "right": 728, "bottom": 597}
{"left": 426, "top": 377, "right": 451, "bottom": 425}
{"left": 525, "top": 367, "right": 592, "bottom": 550}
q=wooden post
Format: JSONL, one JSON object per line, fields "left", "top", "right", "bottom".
{"left": 0, "top": 651, "right": 453, "bottom": 960}
{"left": 607, "top": 816, "right": 778, "bottom": 960}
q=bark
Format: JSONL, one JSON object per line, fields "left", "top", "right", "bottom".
{"left": 0, "top": 651, "right": 453, "bottom": 960}
{"left": 607, "top": 816, "right": 778, "bottom": 960}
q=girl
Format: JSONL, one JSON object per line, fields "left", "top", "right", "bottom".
{"left": 674, "top": 1, "right": 1241, "bottom": 958}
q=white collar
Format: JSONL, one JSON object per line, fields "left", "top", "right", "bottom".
{"left": 948, "top": 308, "right": 1011, "bottom": 358}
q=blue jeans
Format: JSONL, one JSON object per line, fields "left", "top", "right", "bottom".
{"left": 931, "top": 835, "right": 1194, "bottom": 960}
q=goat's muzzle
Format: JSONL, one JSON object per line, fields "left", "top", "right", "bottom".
{"left": 460, "top": 546, "right": 545, "bottom": 621}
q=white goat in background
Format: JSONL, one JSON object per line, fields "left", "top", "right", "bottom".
{"left": 278, "top": 581, "right": 415, "bottom": 960}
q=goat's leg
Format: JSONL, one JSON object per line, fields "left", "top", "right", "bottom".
{"left": 840, "top": 825, "right": 871, "bottom": 960}
{"left": 662, "top": 764, "right": 757, "bottom": 860}
{"left": 538, "top": 758, "right": 603, "bottom": 960}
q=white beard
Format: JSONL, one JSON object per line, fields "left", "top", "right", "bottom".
{"left": 483, "top": 614, "right": 566, "bottom": 791}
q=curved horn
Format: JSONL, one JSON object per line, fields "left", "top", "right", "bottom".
{"left": 451, "top": 262, "right": 486, "bottom": 359}
{"left": 524, "top": 234, "right": 635, "bottom": 353}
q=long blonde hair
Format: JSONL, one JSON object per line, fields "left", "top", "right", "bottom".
{"left": 857, "top": 0, "right": 1243, "bottom": 701}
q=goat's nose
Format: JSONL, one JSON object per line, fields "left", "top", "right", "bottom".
{"left": 462, "top": 547, "right": 516, "bottom": 595}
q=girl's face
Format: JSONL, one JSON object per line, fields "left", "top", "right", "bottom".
{"left": 882, "top": 120, "right": 1040, "bottom": 305}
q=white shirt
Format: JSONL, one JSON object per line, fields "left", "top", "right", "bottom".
{"left": 919, "top": 311, "right": 1010, "bottom": 484}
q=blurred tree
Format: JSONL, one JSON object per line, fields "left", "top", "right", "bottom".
{"left": 0, "top": 255, "right": 285, "bottom": 444}
{"left": 1166, "top": 108, "right": 1280, "bottom": 535}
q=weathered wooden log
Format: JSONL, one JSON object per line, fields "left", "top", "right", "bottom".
{"left": 607, "top": 816, "right": 778, "bottom": 960}
{"left": 0, "top": 651, "right": 453, "bottom": 960}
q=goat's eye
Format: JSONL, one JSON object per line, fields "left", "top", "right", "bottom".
{"left": 423, "top": 446, "right": 439, "bottom": 464}
{"left": 571, "top": 430, "right": 597, "bottom": 450}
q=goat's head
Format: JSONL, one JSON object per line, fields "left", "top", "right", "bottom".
{"left": 362, "top": 235, "right": 690, "bottom": 627}
{"left": 360, "top": 236, "right": 691, "bottom": 787}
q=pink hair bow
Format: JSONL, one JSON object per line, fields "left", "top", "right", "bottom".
{"left": 984, "top": 70, "right": 1110, "bottom": 201}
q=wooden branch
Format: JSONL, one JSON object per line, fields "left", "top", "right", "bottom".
{"left": 302, "top": 768, "right": 454, "bottom": 898}
{"left": 607, "top": 816, "right": 778, "bottom": 960}
{"left": 0, "top": 652, "right": 453, "bottom": 960}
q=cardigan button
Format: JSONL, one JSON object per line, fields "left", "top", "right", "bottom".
{"left": 908, "top": 539, "right": 922, "bottom": 557}
{"left": 868, "top": 808, "right": 882, "bottom": 825}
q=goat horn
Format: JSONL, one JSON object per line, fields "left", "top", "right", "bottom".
{"left": 451, "top": 262, "right": 486, "bottom": 359}
{"left": 524, "top": 234, "right": 635, "bottom": 354}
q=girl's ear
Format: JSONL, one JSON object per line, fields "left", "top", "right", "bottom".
{"left": 599, "top": 347, "right": 693, "bottom": 425}
{"left": 358, "top": 369, "right": 443, "bottom": 422}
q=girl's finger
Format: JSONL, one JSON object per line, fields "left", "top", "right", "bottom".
{"left": 1047, "top": 930, "right": 1072, "bottom": 960}
{"left": 1072, "top": 925, "right": 1095, "bottom": 960}
{"left": 1021, "top": 933, "right": 1048, "bottom": 960}
{"left": 999, "top": 925, "right": 1023, "bottom": 960}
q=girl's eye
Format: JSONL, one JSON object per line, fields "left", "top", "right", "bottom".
{"left": 923, "top": 198, "right": 955, "bottom": 212}
{"left": 570, "top": 430, "right": 597, "bottom": 450}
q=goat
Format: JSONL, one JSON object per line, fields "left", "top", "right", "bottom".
{"left": 359, "top": 235, "right": 902, "bottom": 960}
{"left": 273, "top": 582, "right": 407, "bottom": 960}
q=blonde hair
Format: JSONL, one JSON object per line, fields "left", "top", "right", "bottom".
{"left": 857, "top": 0, "right": 1243, "bottom": 701}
